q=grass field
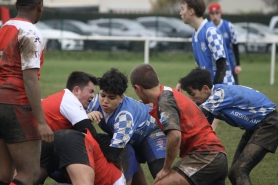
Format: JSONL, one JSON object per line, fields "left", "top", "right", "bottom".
{"left": 42, "top": 50, "right": 278, "bottom": 185}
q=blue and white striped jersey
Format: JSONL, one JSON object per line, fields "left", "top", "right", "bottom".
{"left": 200, "top": 84, "right": 276, "bottom": 130}
{"left": 192, "top": 19, "right": 235, "bottom": 85}
{"left": 87, "top": 94, "right": 157, "bottom": 149}
{"left": 213, "top": 19, "right": 237, "bottom": 66}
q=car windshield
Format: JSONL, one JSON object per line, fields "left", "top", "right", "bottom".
{"left": 234, "top": 25, "right": 248, "bottom": 34}
{"left": 126, "top": 21, "right": 146, "bottom": 31}
{"left": 169, "top": 18, "right": 194, "bottom": 31}
{"left": 70, "top": 21, "right": 92, "bottom": 33}
{"left": 35, "top": 22, "right": 52, "bottom": 29}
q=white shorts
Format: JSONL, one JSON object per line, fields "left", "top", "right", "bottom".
{"left": 113, "top": 173, "right": 126, "bottom": 185}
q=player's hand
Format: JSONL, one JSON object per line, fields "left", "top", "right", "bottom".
{"left": 87, "top": 111, "right": 103, "bottom": 123}
{"left": 38, "top": 123, "right": 53, "bottom": 143}
{"left": 175, "top": 83, "right": 182, "bottom": 93}
{"left": 234, "top": 66, "right": 242, "bottom": 75}
{"left": 153, "top": 168, "right": 170, "bottom": 185}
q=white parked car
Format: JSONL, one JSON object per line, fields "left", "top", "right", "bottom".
{"left": 35, "top": 22, "right": 84, "bottom": 51}
{"left": 234, "top": 25, "right": 265, "bottom": 53}
{"left": 269, "top": 16, "right": 278, "bottom": 34}
{"left": 234, "top": 22, "right": 278, "bottom": 53}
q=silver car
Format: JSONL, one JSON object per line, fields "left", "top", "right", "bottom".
{"left": 88, "top": 18, "right": 168, "bottom": 51}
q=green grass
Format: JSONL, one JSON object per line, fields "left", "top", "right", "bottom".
{"left": 42, "top": 50, "right": 278, "bottom": 185}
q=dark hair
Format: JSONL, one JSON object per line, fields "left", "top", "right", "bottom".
{"left": 66, "top": 71, "right": 98, "bottom": 91}
{"left": 181, "top": 0, "right": 206, "bottom": 17}
{"left": 130, "top": 64, "right": 159, "bottom": 89}
{"left": 98, "top": 68, "right": 128, "bottom": 95}
{"left": 179, "top": 67, "right": 213, "bottom": 91}
{"left": 17, "top": 0, "right": 43, "bottom": 10}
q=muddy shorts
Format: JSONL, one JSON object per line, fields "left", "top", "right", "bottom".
{"left": 0, "top": 103, "right": 40, "bottom": 143}
{"left": 173, "top": 152, "right": 228, "bottom": 185}
{"left": 241, "top": 110, "right": 278, "bottom": 153}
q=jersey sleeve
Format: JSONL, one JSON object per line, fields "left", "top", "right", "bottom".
{"left": 110, "top": 111, "right": 135, "bottom": 148}
{"left": 206, "top": 27, "right": 226, "bottom": 61}
{"left": 19, "top": 24, "right": 44, "bottom": 71}
{"left": 86, "top": 93, "right": 99, "bottom": 113}
{"left": 200, "top": 87, "right": 233, "bottom": 114}
{"left": 158, "top": 91, "right": 180, "bottom": 133}
{"left": 60, "top": 92, "right": 89, "bottom": 125}
{"left": 228, "top": 22, "right": 237, "bottom": 44}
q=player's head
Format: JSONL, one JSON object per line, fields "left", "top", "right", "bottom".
{"left": 16, "top": 0, "right": 44, "bottom": 23}
{"left": 208, "top": 3, "right": 222, "bottom": 25}
{"left": 98, "top": 68, "right": 128, "bottom": 113}
{"left": 66, "top": 71, "right": 98, "bottom": 109}
{"left": 130, "top": 64, "right": 159, "bottom": 104}
{"left": 179, "top": 67, "right": 212, "bottom": 105}
{"left": 180, "top": 0, "right": 206, "bottom": 20}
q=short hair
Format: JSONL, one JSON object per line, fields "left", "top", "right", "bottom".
{"left": 66, "top": 71, "right": 98, "bottom": 91}
{"left": 17, "top": 0, "right": 43, "bottom": 10}
{"left": 181, "top": 0, "right": 206, "bottom": 17}
{"left": 179, "top": 67, "right": 213, "bottom": 91}
{"left": 130, "top": 64, "right": 159, "bottom": 89}
{"left": 98, "top": 68, "right": 128, "bottom": 95}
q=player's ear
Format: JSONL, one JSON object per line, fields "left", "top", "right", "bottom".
{"left": 72, "top": 86, "right": 80, "bottom": 95}
{"left": 38, "top": 1, "right": 43, "bottom": 12}
{"left": 203, "top": 85, "right": 210, "bottom": 94}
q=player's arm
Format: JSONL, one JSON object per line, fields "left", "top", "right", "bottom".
{"left": 154, "top": 91, "right": 181, "bottom": 183}
{"left": 73, "top": 119, "right": 98, "bottom": 139}
{"left": 214, "top": 58, "right": 226, "bottom": 84}
{"left": 232, "top": 44, "right": 242, "bottom": 74}
{"left": 200, "top": 107, "right": 215, "bottom": 124}
{"left": 23, "top": 69, "right": 53, "bottom": 142}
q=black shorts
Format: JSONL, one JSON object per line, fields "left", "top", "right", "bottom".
{"left": 243, "top": 110, "right": 278, "bottom": 153}
{"left": 53, "top": 129, "right": 92, "bottom": 169}
{"left": 0, "top": 103, "right": 40, "bottom": 143}
{"left": 173, "top": 152, "right": 228, "bottom": 185}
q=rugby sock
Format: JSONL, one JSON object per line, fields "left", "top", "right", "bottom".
{"left": 9, "top": 179, "right": 24, "bottom": 185}
{"left": 0, "top": 181, "right": 9, "bottom": 185}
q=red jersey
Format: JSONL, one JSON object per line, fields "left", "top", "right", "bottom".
{"left": 0, "top": 18, "right": 45, "bottom": 105}
{"left": 149, "top": 85, "right": 225, "bottom": 158}
{"left": 85, "top": 129, "right": 123, "bottom": 185}
{"left": 42, "top": 89, "right": 89, "bottom": 131}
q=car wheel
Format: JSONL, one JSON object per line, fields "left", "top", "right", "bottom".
{"left": 46, "top": 40, "right": 61, "bottom": 51}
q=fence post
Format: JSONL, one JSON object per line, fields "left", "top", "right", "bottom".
{"left": 270, "top": 42, "right": 276, "bottom": 85}
{"left": 144, "top": 39, "right": 149, "bottom": 64}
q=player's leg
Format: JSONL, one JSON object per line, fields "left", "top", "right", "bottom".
{"left": 8, "top": 140, "right": 41, "bottom": 185}
{"left": 228, "top": 143, "right": 267, "bottom": 185}
{"left": 139, "top": 126, "right": 166, "bottom": 178}
{"left": 66, "top": 164, "right": 95, "bottom": 185}
{"left": 170, "top": 152, "right": 228, "bottom": 185}
{"left": 229, "top": 112, "right": 278, "bottom": 184}
{"left": 130, "top": 165, "right": 148, "bottom": 185}
{"left": 54, "top": 129, "right": 98, "bottom": 185}
{"left": 0, "top": 104, "right": 41, "bottom": 185}
{"left": 154, "top": 170, "right": 190, "bottom": 185}
{"left": 0, "top": 139, "right": 14, "bottom": 183}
